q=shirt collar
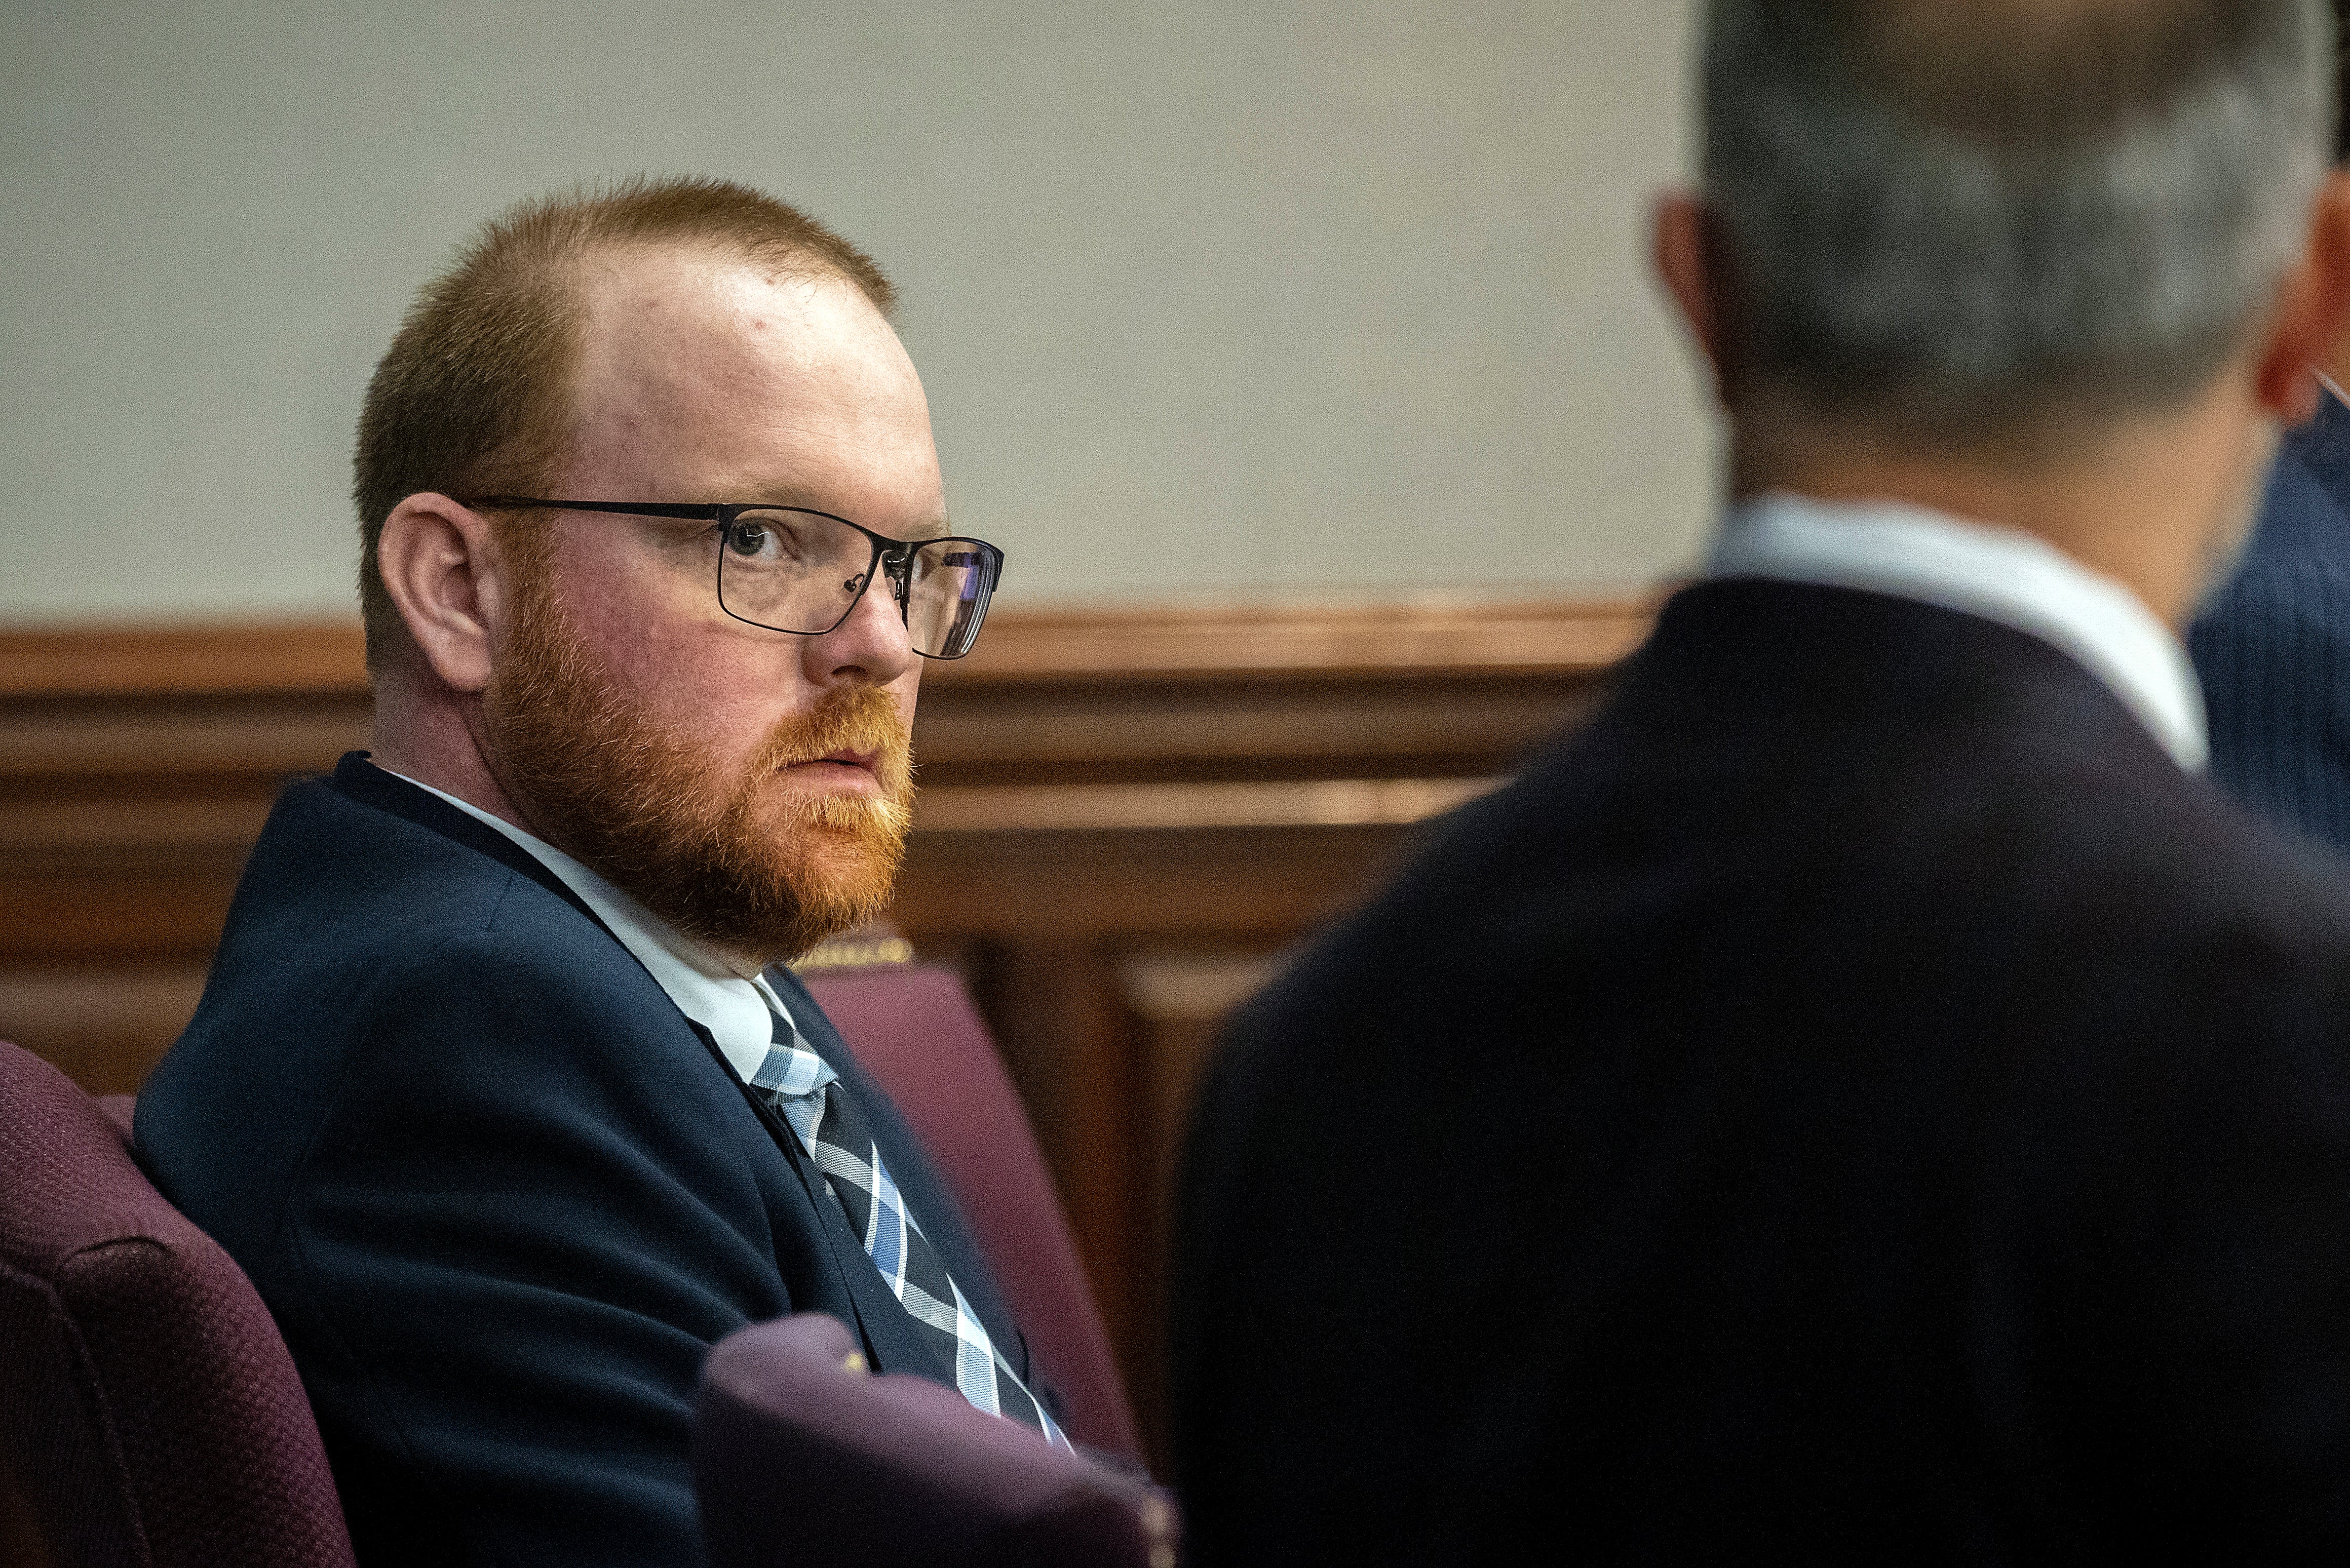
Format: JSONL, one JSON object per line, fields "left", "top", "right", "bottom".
{"left": 1707, "top": 490, "right": 2208, "bottom": 771}
{"left": 381, "top": 771, "right": 795, "bottom": 1081}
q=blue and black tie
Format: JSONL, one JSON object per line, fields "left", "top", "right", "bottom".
{"left": 754, "top": 1011, "right": 1066, "bottom": 1444}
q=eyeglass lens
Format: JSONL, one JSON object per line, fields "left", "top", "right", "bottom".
{"left": 717, "top": 508, "right": 997, "bottom": 658}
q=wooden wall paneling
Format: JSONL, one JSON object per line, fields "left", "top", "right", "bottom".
{"left": 911, "top": 674, "right": 1599, "bottom": 786}
{"left": 965, "top": 939, "right": 1150, "bottom": 1385}
{"left": 0, "top": 621, "right": 368, "bottom": 700}
{"left": 1109, "top": 949, "right": 1288, "bottom": 1468}
{"left": 0, "top": 966, "right": 213, "bottom": 1097}
{"left": 894, "top": 821, "right": 1437, "bottom": 940}
{"left": 915, "top": 599, "right": 1652, "bottom": 682}
{"left": 0, "top": 681, "right": 372, "bottom": 1082}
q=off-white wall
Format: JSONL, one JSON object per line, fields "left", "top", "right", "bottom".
{"left": 0, "top": 0, "right": 1716, "bottom": 624}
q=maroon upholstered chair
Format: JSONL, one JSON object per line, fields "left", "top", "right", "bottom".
{"left": 0, "top": 1042, "right": 355, "bottom": 1568}
{"left": 800, "top": 962, "right": 1145, "bottom": 1464}
{"left": 696, "top": 1312, "right": 1178, "bottom": 1568}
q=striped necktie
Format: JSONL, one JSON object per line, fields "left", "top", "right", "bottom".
{"left": 753, "top": 1010, "right": 1067, "bottom": 1445}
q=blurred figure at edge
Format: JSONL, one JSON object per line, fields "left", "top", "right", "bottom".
{"left": 1174, "top": 2, "right": 2350, "bottom": 1560}
{"left": 2192, "top": 0, "right": 2350, "bottom": 856}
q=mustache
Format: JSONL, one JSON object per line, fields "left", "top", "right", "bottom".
{"left": 747, "top": 685, "right": 914, "bottom": 795}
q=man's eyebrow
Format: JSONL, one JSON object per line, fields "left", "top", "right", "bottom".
{"left": 747, "top": 493, "right": 952, "bottom": 540}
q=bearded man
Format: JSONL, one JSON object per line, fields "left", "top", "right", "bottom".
{"left": 136, "top": 179, "right": 1035, "bottom": 1567}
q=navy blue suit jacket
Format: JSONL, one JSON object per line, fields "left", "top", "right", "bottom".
{"left": 2190, "top": 388, "right": 2350, "bottom": 854}
{"left": 1177, "top": 581, "right": 2350, "bottom": 1562}
{"left": 137, "top": 755, "right": 1028, "bottom": 1567}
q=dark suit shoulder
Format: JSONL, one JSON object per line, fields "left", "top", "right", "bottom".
{"left": 1178, "top": 584, "right": 2350, "bottom": 1560}
{"left": 1196, "top": 578, "right": 2350, "bottom": 1353}
{"left": 180, "top": 770, "right": 575, "bottom": 988}
{"left": 135, "top": 770, "right": 810, "bottom": 1568}
{"left": 137, "top": 768, "right": 752, "bottom": 1266}
{"left": 1228, "top": 590, "right": 2350, "bottom": 1094}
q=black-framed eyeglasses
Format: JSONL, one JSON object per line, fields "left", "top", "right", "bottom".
{"left": 465, "top": 497, "right": 1005, "bottom": 660}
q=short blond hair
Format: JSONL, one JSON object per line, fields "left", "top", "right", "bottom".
{"left": 351, "top": 177, "right": 895, "bottom": 669}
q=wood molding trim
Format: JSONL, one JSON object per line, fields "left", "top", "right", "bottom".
{"left": 0, "top": 598, "right": 1655, "bottom": 955}
{"left": 913, "top": 776, "right": 1501, "bottom": 833}
{"left": 0, "top": 597, "right": 1653, "bottom": 699}
{"left": 930, "top": 598, "right": 1656, "bottom": 683}
{"left": 0, "top": 620, "right": 370, "bottom": 699}
{"left": 0, "top": 596, "right": 1658, "bottom": 975}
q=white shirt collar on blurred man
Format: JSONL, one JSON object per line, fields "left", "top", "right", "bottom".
{"left": 1708, "top": 490, "right": 2208, "bottom": 771}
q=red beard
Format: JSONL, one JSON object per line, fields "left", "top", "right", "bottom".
{"left": 482, "top": 563, "right": 914, "bottom": 965}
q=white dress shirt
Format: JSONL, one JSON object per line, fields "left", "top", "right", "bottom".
{"left": 382, "top": 769, "right": 801, "bottom": 1080}
{"left": 1708, "top": 490, "right": 2209, "bottom": 772}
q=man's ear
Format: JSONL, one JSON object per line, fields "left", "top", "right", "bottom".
{"left": 1653, "top": 192, "right": 1733, "bottom": 401}
{"left": 2254, "top": 168, "right": 2350, "bottom": 425}
{"left": 375, "top": 493, "right": 506, "bottom": 695}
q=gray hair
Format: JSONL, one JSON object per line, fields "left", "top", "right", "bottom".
{"left": 1704, "top": 0, "right": 2335, "bottom": 435}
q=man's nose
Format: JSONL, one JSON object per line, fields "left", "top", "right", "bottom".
{"left": 803, "top": 559, "right": 915, "bottom": 687}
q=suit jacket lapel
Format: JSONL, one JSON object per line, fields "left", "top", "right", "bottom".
{"left": 677, "top": 1014, "right": 953, "bottom": 1383}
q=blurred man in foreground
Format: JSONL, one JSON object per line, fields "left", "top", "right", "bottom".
{"left": 2193, "top": 0, "right": 2350, "bottom": 854}
{"left": 137, "top": 179, "right": 1045, "bottom": 1566}
{"left": 1175, "top": 1, "right": 2350, "bottom": 1559}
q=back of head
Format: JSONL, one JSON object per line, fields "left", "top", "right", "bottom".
{"left": 1704, "top": 0, "right": 2335, "bottom": 443}
{"left": 352, "top": 177, "right": 895, "bottom": 672}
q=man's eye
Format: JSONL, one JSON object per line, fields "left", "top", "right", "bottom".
{"left": 728, "top": 524, "right": 772, "bottom": 558}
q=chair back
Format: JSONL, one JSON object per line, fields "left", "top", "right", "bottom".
{"left": 0, "top": 1042, "right": 355, "bottom": 1568}
{"left": 801, "top": 962, "right": 1144, "bottom": 1463}
{"left": 696, "top": 1312, "right": 1176, "bottom": 1568}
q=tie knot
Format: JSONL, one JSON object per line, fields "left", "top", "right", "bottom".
{"left": 750, "top": 1010, "right": 837, "bottom": 1102}
{"left": 750, "top": 1011, "right": 837, "bottom": 1151}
